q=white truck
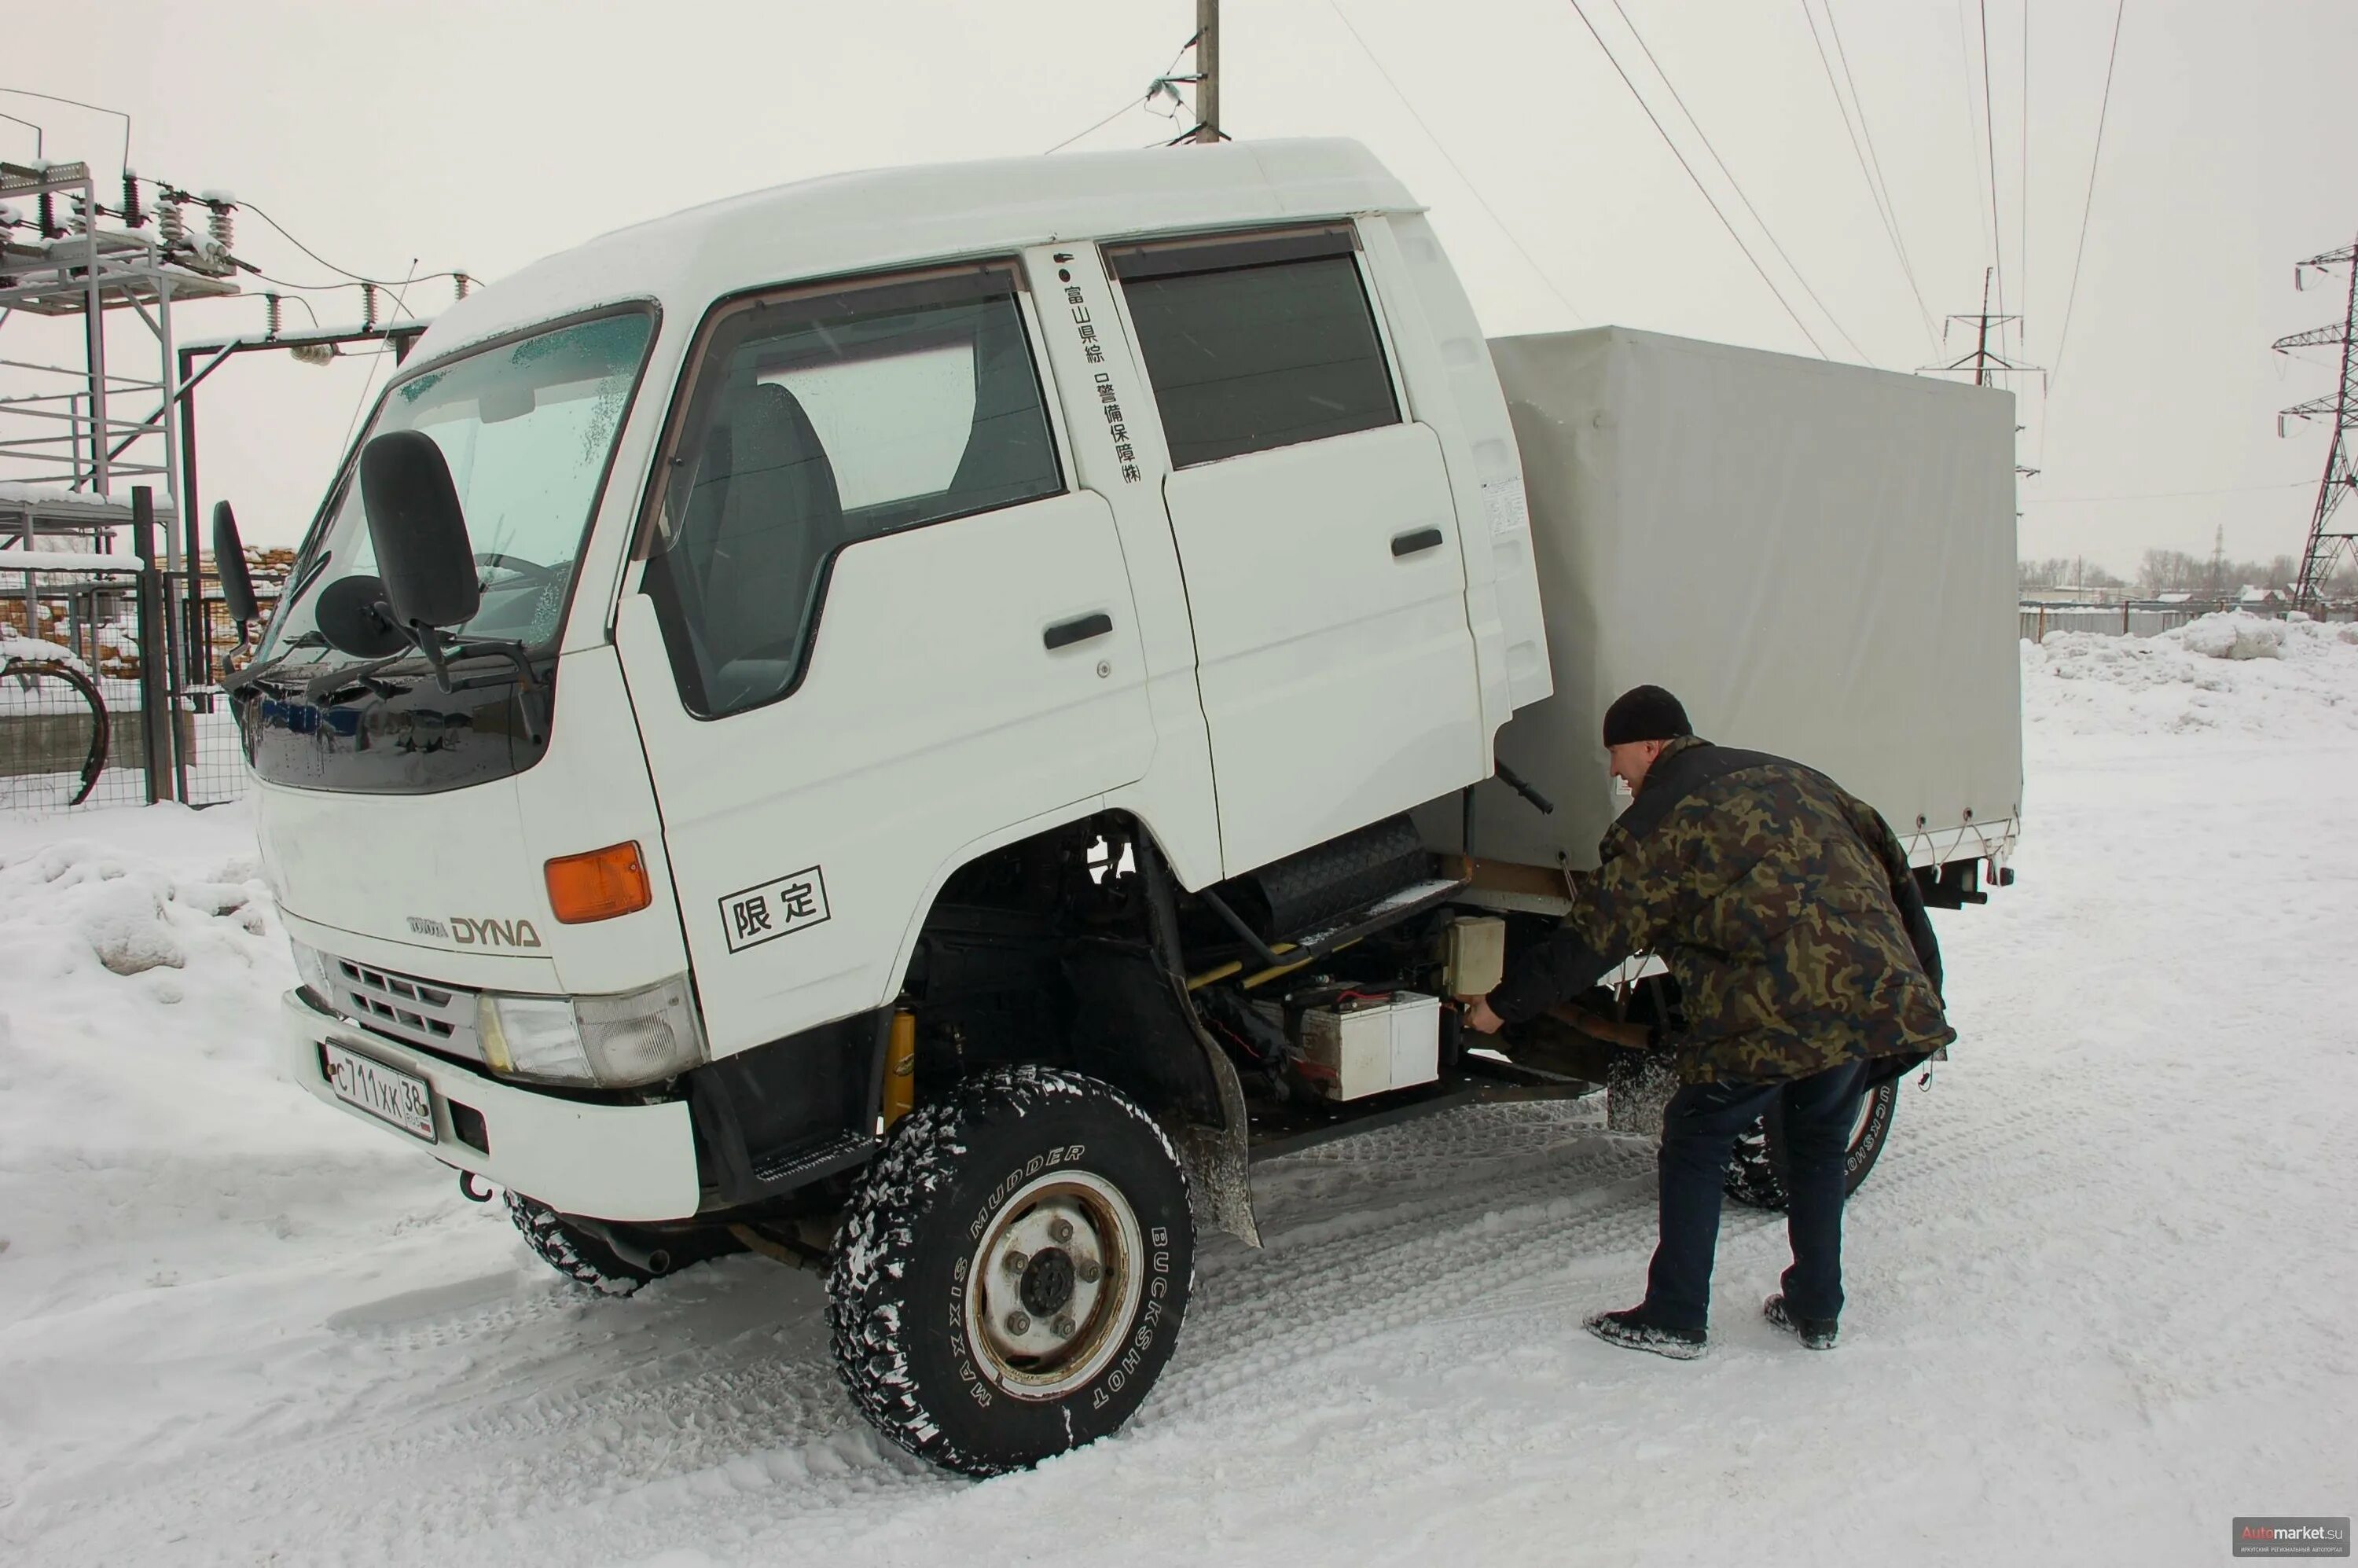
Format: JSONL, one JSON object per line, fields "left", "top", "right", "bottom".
{"left": 219, "top": 138, "right": 2019, "bottom": 1477}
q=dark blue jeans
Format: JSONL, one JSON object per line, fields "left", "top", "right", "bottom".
{"left": 1641, "top": 1057, "right": 1868, "bottom": 1333}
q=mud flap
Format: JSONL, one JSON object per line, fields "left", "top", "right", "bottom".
{"left": 1139, "top": 838, "right": 1262, "bottom": 1248}
{"left": 1171, "top": 1056, "right": 1260, "bottom": 1249}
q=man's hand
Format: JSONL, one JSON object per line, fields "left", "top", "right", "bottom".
{"left": 1463, "top": 996, "right": 1506, "bottom": 1035}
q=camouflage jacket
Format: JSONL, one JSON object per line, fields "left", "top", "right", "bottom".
{"left": 1488, "top": 736, "right": 1955, "bottom": 1085}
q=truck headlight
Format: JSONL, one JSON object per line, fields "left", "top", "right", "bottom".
{"left": 477, "top": 975, "right": 707, "bottom": 1089}
{"left": 289, "top": 939, "right": 340, "bottom": 1009}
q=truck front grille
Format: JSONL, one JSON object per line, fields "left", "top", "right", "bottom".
{"left": 331, "top": 957, "right": 484, "bottom": 1064}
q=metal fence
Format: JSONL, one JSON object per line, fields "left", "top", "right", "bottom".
{"left": 2018, "top": 600, "right": 2356, "bottom": 642}
{"left": 0, "top": 487, "right": 245, "bottom": 814}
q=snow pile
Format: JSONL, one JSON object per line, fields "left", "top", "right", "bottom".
{"left": 2025, "top": 611, "right": 2358, "bottom": 735}
{"left": 0, "top": 807, "right": 295, "bottom": 1166}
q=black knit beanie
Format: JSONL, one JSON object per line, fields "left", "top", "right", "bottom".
{"left": 1601, "top": 685, "right": 1692, "bottom": 746}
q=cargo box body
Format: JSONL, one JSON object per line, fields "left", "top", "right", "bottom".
{"left": 1463, "top": 327, "right": 2022, "bottom": 878}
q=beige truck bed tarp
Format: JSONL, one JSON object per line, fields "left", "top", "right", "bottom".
{"left": 1443, "top": 326, "right": 2022, "bottom": 877}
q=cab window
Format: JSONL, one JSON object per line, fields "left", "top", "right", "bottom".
{"left": 641, "top": 263, "right": 1061, "bottom": 718}
{"left": 1106, "top": 226, "right": 1399, "bottom": 468}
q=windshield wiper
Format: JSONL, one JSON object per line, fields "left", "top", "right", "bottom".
{"left": 221, "top": 631, "right": 327, "bottom": 695}
{"left": 282, "top": 549, "right": 334, "bottom": 611}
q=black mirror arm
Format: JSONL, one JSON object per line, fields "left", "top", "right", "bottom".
{"left": 406, "top": 623, "right": 547, "bottom": 744}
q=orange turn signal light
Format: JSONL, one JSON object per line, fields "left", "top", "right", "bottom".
{"left": 544, "top": 841, "right": 653, "bottom": 924}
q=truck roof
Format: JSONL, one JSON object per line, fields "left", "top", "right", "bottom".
{"left": 410, "top": 138, "right": 1420, "bottom": 365}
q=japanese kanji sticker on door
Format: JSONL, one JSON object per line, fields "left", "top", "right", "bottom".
{"left": 718, "top": 865, "right": 832, "bottom": 953}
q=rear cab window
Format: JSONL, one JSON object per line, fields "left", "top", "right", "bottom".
{"left": 638, "top": 262, "right": 1063, "bottom": 718}
{"left": 1104, "top": 225, "right": 1400, "bottom": 468}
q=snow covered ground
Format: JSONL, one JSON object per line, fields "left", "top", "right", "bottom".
{"left": 1, "top": 615, "right": 2352, "bottom": 1566}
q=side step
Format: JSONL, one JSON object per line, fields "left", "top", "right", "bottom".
{"left": 1233, "top": 814, "right": 1428, "bottom": 940}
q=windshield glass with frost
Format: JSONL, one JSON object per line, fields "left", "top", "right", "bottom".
{"left": 260, "top": 308, "right": 655, "bottom": 666}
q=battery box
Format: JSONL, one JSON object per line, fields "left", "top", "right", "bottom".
{"left": 1296, "top": 990, "right": 1442, "bottom": 1102}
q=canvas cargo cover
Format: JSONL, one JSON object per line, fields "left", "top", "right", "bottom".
{"left": 1461, "top": 327, "right": 2022, "bottom": 877}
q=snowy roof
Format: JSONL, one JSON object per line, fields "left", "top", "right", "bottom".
{"left": 2154, "top": 591, "right": 2193, "bottom": 603}
{"left": 406, "top": 139, "right": 1418, "bottom": 366}
{"left": 0, "top": 481, "right": 174, "bottom": 520}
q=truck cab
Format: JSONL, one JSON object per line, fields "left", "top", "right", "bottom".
{"left": 237, "top": 140, "right": 1559, "bottom": 1473}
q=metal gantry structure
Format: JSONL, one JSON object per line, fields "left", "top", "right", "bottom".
{"left": 0, "top": 158, "right": 241, "bottom": 571}
{"left": 2274, "top": 238, "right": 2358, "bottom": 608}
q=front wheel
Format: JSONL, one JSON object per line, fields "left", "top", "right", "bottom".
{"left": 1724, "top": 1077, "right": 1897, "bottom": 1210}
{"left": 828, "top": 1067, "right": 1195, "bottom": 1477}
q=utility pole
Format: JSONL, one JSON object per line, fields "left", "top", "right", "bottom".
{"left": 1924, "top": 267, "right": 2041, "bottom": 389}
{"left": 1192, "top": 0, "right": 1222, "bottom": 144}
{"left": 2273, "top": 237, "right": 2358, "bottom": 608}
{"left": 1921, "top": 266, "right": 2045, "bottom": 478}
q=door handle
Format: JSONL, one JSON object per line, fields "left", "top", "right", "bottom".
{"left": 1043, "top": 611, "right": 1115, "bottom": 651}
{"left": 1391, "top": 527, "right": 1445, "bottom": 558}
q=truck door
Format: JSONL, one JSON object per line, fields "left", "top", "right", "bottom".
{"left": 1103, "top": 226, "right": 1486, "bottom": 878}
{"left": 612, "top": 261, "right": 1156, "bottom": 1056}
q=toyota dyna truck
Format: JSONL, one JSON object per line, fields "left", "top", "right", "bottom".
{"left": 224, "top": 138, "right": 2021, "bottom": 1476}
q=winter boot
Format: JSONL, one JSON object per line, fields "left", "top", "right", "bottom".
{"left": 1762, "top": 1294, "right": 1838, "bottom": 1350}
{"left": 1584, "top": 1306, "right": 1706, "bottom": 1360}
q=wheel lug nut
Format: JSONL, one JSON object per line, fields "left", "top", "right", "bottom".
{"left": 1075, "top": 1257, "right": 1101, "bottom": 1284}
{"left": 1003, "top": 1250, "right": 1028, "bottom": 1274}
{"left": 1048, "top": 1217, "right": 1074, "bottom": 1244}
{"left": 1052, "top": 1314, "right": 1077, "bottom": 1338}
{"left": 1005, "top": 1310, "right": 1030, "bottom": 1335}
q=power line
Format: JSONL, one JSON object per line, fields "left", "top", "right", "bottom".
{"left": 0, "top": 85, "right": 130, "bottom": 175}
{"left": 2019, "top": 0, "right": 2030, "bottom": 349}
{"left": 1043, "top": 34, "right": 1199, "bottom": 154}
{"left": 1977, "top": 0, "right": 2007, "bottom": 331}
{"left": 2025, "top": 481, "right": 2310, "bottom": 505}
{"left": 1953, "top": 0, "right": 1995, "bottom": 289}
{"left": 1608, "top": 0, "right": 1868, "bottom": 362}
{"left": 1045, "top": 95, "right": 1154, "bottom": 155}
{"left": 1324, "top": 0, "right": 1585, "bottom": 324}
{"left": 1563, "top": 0, "right": 1829, "bottom": 357}
{"left": 336, "top": 263, "right": 421, "bottom": 456}
{"left": 237, "top": 197, "right": 431, "bottom": 291}
{"left": 1808, "top": 0, "right": 1938, "bottom": 348}
{"left": 2048, "top": 0, "right": 2124, "bottom": 392}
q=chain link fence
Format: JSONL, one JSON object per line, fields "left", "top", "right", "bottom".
{"left": 0, "top": 489, "right": 247, "bottom": 816}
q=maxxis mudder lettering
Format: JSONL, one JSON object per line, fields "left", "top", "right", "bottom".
{"left": 828, "top": 1066, "right": 1195, "bottom": 1477}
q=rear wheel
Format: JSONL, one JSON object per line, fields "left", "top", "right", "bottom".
{"left": 1723, "top": 1077, "right": 1897, "bottom": 1210}
{"left": 828, "top": 1066, "right": 1195, "bottom": 1477}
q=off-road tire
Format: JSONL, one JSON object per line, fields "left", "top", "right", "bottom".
{"left": 828, "top": 1066, "right": 1195, "bottom": 1478}
{"left": 505, "top": 1192, "right": 703, "bottom": 1296}
{"left": 1723, "top": 1077, "right": 1897, "bottom": 1210}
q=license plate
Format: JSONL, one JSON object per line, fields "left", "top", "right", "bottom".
{"left": 321, "top": 1040, "right": 436, "bottom": 1142}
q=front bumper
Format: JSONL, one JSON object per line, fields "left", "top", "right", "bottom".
{"left": 280, "top": 989, "right": 704, "bottom": 1221}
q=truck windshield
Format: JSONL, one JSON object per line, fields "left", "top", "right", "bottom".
{"left": 260, "top": 309, "right": 655, "bottom": 666}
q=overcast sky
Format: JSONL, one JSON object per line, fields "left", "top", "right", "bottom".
{"left": 7, "top": 0, "right": 2353, "bottom": 571}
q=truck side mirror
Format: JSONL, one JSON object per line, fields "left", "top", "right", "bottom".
{"left": 359, "top": 430, "right": 479, "bottom": 630}
{"left": 314, "top": 574, "right": 409, "bottom": 659}
{"left": 212, "top": 500, "right": 259, "bottom": 627}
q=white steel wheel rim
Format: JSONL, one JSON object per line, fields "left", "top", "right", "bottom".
{"left": 962, "top": 1169, "right": 1144, "bottom": 1402}
{"left": 1850, "top": 1081, "right": 1890, "bottom": 1148}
